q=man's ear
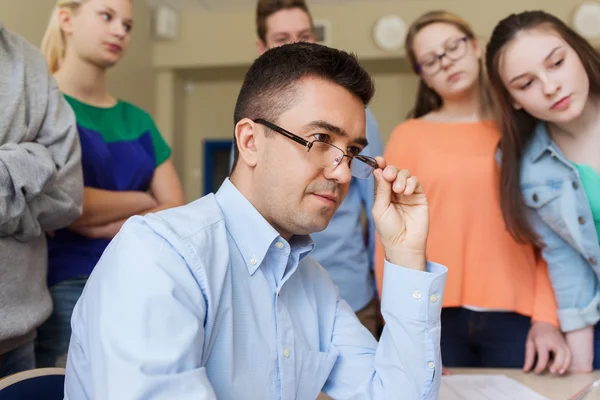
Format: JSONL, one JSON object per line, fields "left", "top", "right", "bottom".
{"left": 256, "top": 39, "right": 268, "bottom": 55}
{"left": 234, "top": 118, "right": 260, "bottom": 168}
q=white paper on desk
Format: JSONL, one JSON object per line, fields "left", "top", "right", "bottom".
{"left": 440, "top": 375, "right": 550, "bottom": 400}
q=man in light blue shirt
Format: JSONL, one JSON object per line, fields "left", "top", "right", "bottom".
{"left": 238, "top": 0, "right": 385, "bottom": 335}
{"left": 65, "top": 43, "right": 447, "bottom": 399}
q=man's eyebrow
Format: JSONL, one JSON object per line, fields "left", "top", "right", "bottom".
{"left": 508, "top": 46, "right": 562, "bottom": 84}
{"left": 304, "top": 120, "right": 369, "bottom": 148}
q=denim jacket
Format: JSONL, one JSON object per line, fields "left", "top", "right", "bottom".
{"left": 519, "top": 122, "right": 600, "bottom": 332}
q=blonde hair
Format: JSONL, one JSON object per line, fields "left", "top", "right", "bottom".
{"left": 41, "top": 0, "right": 87, "bottom": 74}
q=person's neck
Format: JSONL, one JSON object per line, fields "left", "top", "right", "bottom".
{"left": 549, "top": 96, "right": 600, "bottom": 141}
{"left": 54, "top": 53, "right": 115, "bottom": 108}
{"left": 426, "top": 85, "right": 486, "bottom": 123}
{"left": 229, "top": 172, "right": 294, "bottom": 242}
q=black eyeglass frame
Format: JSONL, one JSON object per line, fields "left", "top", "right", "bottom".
{"left": 416, "top": 36, "right": 470, "bottom": 76}
{"left": 253, "top": 118, "right": 378, "bottom": 178}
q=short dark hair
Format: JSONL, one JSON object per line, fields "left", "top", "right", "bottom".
{"left": 231, "top": 42, "right": 374, "bottom": 171}
{"left": 256, "top": 0, "right": 312, "bottom": 42}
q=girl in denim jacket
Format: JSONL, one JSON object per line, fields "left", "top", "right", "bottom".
{"left": 486, "top": 10, "right": 600, "bottom": 372}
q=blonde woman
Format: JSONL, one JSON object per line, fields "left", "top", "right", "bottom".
{"left": 35, "top": 0, "right": 184, "bottom": 368}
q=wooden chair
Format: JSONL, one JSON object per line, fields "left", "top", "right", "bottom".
{"left": 0, "top": 368, "right": 65, "bottom": 400}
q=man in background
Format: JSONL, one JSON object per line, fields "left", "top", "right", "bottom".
{"left": 246, "top": 0, "right": 385, "bottom": 337}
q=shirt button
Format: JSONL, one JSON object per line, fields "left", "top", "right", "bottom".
{"left": 275, "top": 242, "right": 284, "bottom": 249}
{"left": 430, "top": 294, "right": 439, "bottom": 303}
{"left": 412, "top": 290, "right": 422, "bottom": 300}
{"left": 532, "top": 193, "right": 539, "bottom": 202}
{"left": 578, "top": 216, "right": 585, "bottom": 225}
{"left": 572, "top": 181, "right": 579, "bottom": 190}
{"left": 284, "top": 348, "right": 290, "bottom": 358}
{"left": 249, "top": 257, "right": 257, "bottom": 265}
{"left": 590, "top": 257, "right": 597, "bottom": 266}
{"left": 428, "top": 362, "right": 435, "bottom": 369}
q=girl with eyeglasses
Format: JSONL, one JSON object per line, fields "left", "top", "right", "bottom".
{"left": 375, "top": 10, "right": 570, "bottom": 373}
{"left": 34, "top": 0, "right": 185, "bottom": 368}
{"left": 486, "top": 10, "right": 600, "bottom": 372}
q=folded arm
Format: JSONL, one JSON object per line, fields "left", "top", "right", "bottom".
{"left": 71, "top": 159, "right": 184, "bottom": 238}
{"left": 0, "top": 82, "right": 83, "bottom": 240}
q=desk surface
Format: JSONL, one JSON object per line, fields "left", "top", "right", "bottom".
{"left": 452, "top": 368, "right": 600, "bottom": 400}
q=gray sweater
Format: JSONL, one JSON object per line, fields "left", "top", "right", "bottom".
{"left": 0, "top": 23, "right": 83, "bottom": 355}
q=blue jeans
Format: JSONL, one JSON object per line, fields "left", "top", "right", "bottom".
{"left": 592, "top": 322, "right": 600, "bottom": 369}
{"left": 35, "top": 278, "right": 87, "bottom": 368}
{"left": 0, "top": 341, "right": 35, "bottom": 378}
{"left": 441, "top": 307, "right": 531, "bottom": 368}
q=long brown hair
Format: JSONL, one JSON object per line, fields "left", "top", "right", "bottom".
{"left": 486, "top": 10, "right": 600, "bottom": 245}
{"left": 404, "top": 10, "right": 492, "bottom": 118}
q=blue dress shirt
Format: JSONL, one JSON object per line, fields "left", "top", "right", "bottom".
{"left": 65, "top": 178, "right": 447, "bottom": 400}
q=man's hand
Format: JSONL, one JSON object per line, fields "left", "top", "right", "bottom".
{"left": 371, "top": 157, "right": 429, "bottom": 271}
{"left": 524, "top": 321, "right": 571, "bottom": 375}
{"left": 566, "top": 326, "right": 594, "bottom": 373}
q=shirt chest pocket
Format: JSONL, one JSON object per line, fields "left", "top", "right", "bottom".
{"left": 296, "top": 350, "right": 338, "bottom": 400}
{"left": 522, "top": 183, "right": 570, "bottom": 237}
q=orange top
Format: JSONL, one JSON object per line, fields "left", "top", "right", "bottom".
{"left": 376, "top": 119, "right": 558, "bottom": 326}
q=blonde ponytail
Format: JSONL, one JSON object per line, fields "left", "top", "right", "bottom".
{"left": 41, "top": 0, "right": 86, "bottom": 74}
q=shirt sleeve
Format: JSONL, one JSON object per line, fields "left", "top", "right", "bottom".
{"left": 64, "top": 217, "right": 217, "bottom": 400}
{"left": 527, "top": 208, "right": 600, "bottom": 332}
{"left": 531, "top": 254, "right": 560, "bottom": 327}
{"left": 0, "top": 74, "right": 83, "bottom": 240}
{"left": 147, "top": 116, "right": 172, "bottom": 167}
{"left": 324, "top": 261, "right": 447, "bottom": 400}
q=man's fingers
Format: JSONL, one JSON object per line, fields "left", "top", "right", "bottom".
{"left": 388, "top": 168, "right": 410, "bottom": 193}
{"left": 403, "top": 176, "right": 421, "bottom": 195}
{"left": 523, "top": 338, "right": 535, "bottom": 372}
{"left": 373, "top": 164, "right": 421, "bottom": 212}
{"left": 374, "top": 156, "right": 386, "bottom": 170}
{"left": 372, "top": 168, "right": 392, "bottom": 213}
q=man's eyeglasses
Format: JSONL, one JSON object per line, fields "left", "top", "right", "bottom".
{"left": 253, "top": 119, "right": 378, "bottom": 179}
{"left": 417, "top": 36, "right": 470, "bottom": 76}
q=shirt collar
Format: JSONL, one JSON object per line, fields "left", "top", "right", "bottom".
{"left": 529, "top": 121, "right": 555, "bottom": 162}
{"left": 215, "top": 178, "right": 314, "bottom": 275}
